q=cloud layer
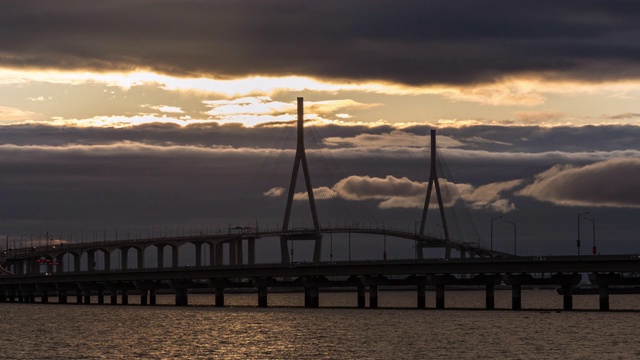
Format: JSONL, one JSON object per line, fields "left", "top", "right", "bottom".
{"left": 2, "top": 1, "right": 640, "bottom": 86}
{"left": 518, "top": 158, "right": 640, "bottom": 208}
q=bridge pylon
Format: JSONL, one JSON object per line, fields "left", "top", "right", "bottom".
{"left": 280, "top": 97, "right": 322, "bottom": 264}
{"left": 418, "top": 130, "right": 452, "bottom": 259}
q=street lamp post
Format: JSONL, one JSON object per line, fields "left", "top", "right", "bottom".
{"left": 583, "top": 216, "right": 596, "bottom": 255}
{"left": 505, "top": 220, "right": 516, "bottom": 256}
{"left": 578, "top": 211, "right": 589, "bottom": 256}
{"left": 490, "top": 215, "right": 502, "bottom": 255}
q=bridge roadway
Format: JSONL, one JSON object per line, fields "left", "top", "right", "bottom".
{"left": 0, "top": 227, "right": 510, "bottom": 275}
{"left": 1, "top": 255, "right": 640, "bottom": 311}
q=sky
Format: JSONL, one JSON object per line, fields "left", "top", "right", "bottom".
{"left": 1, "top": 0, "right": 640, "bottom": 261}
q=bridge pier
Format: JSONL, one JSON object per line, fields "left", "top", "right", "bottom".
{"left": 0, "top": 288, "right": 5, "bottom": 303}
{"left": 40, "top": 290, "right": 48, "bottom": 304}
{"left": 215, "top": 288, "right": 225, "bottom": 307}
{"left": 369, "top": 285, "right": 378, "bottom": 309}
{"left": 58, "top": 290, "right": 67, "bottom": 304}
{"left": 175, "top": 288, "right": 188, "bottom": 306}
{"left": 97, "top": 289, "right": 104, "bottom": 305}
{"left": 195, "top": 243, "right": 202, "bottom": 268}
{"left": 304, "top": 287, "right": 319, "bottom": 308}
{"left": 258, "top": 287, "right": 268, "bottom": 307}
{"left": 150, "top": 289, "right": 157, "bottom": 305}
{"left": 140, "top": 289, "right": 148, "bottom": 306}
{"left": 435, "top": 285, "right": 445, "bottom": 309}
{"left": 357, "top": 285, "right": 366, "bottom": 308}
{"left": 512, "top": 285, "right": 522, "bottom": 310}
{"left": 417, "top": 284, "right": 426, "bottom": 309}
{"left": 236, "top": 239, "right": 243, "bottom": 265}
{"left": 157, "top": 245, "right": 165, "bottom": 269}
{"left": 215, "top": 243, "right": 224, "bottom": 266}
{"left": 599, "top": 285, "right": 609, "bottom": 311}
{"left": 248, "top": 237, "right": 256, "bottom": 265}
{"left": 229, "top": 241, "right": 237, "bottom": 266}
{"left": 561, "top": 284, "right": 573, "bottom": 310}
{"left": 485, "top": 284, "right": 495, "bottom": 310}
{"left": 110, "top": 289, "right": 117, "bottom": 305}
{"left": 121, "top": 289, "right": 129, "bottom": 305}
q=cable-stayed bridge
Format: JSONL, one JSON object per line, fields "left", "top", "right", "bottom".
{"left": 1, "top": 98, "right": 640, "bottom": 311}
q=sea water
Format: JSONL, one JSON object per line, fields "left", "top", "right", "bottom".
{"left": 2, "top": 291, "right": 640, "bottom": 359}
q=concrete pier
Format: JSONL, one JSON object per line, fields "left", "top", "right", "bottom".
{"left": 110, "top": 289, "right": 117, "bottom": 305}
{"left": 175, "top": 288, "right": 188, "bottom": 306}
{"left": 562, "top": 284, "right": 573, "bottom": 310}
{"left": 83, "top": 289, "right": 91, "bottom": 304}
{"left": 97, "top": 289, "right": 104, "bottom": 305}
{"left": 435, "top": 285, "right": 445, "bottom": 309}
{"left": 357, "top": 285, "right": 366, "bottom": 308}
{"left": 215, "top": 288, "right": 225, "bottom": 307}
{"left": 599, "top": 285, "right": 609, "bottom": 311}
{"left": 304, "top": 287, "right": 319, "bottom": 308}
{"left": 121, "top": 289, "right": 129, "bottom": 305}
{"left": 512, "top": 284, "right": 522, "bottom": 310}
{"left": 258, "top": 287, "right": 268, "bottom": 307}
{"left": 140, "top": 289, "right": 148, "bottom": 306}
{"left": 58, "top": 290, "right": 67, "bottom": 304}
{"left": 417, "top": 284, "right": 426, "bottom": 309}
{"left": 149, "top": 289, "right": 157, "bottom": 305}
{"left": 369, "top": 285, "right": 378, "bottom": 309}
{"left": 485, "top": 284, "right": 495, "bottom": 310}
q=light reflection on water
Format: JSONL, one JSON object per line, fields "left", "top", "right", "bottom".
{"left": 2, "top": 291, "right": 640, "bottom": 359}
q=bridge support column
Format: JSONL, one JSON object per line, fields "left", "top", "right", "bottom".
{"left": 175, "top": 288, "right": 189, "bottom": 306}
{"left": 83, "top": 289, "right": 91, "bottom": 305}
{"left": 137, "top": 250, "right": 144, "bottom": 270}
{"left": 121, "top": 289, "right": 129, "bottom": 305}
{"left": 110, "top": 289, "right": 118, "bottom": 305}
{"left": 369, "top": 285, "right": 378, "bottom": 309}
{"left": 485, "top": 284, "right": 495, "bottom": 310}
{"left": 140, "top": 289, "right": 148, "bottom": 306}
{"left": 512, "top": 285, "right": 522, "bottom": 310}
{"left": 599, "top": 285, "right": 610, "bottom": 311}
{"left": 304, "top": 287, "right": 319, "bottom": 308}
{"left": 215, "top": 288, "right": 225, "bottom": 307}
{"left": 97, "top": 289, "right": 104, "bottom": 305}
{"left": 195, "top": 243, "right": 202, "bottom": 268}
{"left": 157, "top": 245, "right": 165, "bottom": 268}
{"left": 56, "top": 255, "right": 64, "bottom": 273}
{"left": 40, "top": 290, "right": 48, "bottom": 304}
{"left": 172, "top": 246, "right": 179, "bottom": 269}
{"left": 229, "top": 241, "right": 237, "bottom": 266}
{"left": 562, "top": 284, "right": 573, "bottom": 310}
{"left": 8, "top": 289, "right": 16, "bottom": 303}
{"left": 209, "top": 243, "right": 215, "bottom": 267}
{"left": 236, "top": 239, "right": 243, "bottom": 265}
{"left": 248, "top": 237, "right": 256, "bottom": 265}
{"left": 121, "top": 247, "right": 129, "bottom": 270}
{"left": 76, "top": 291, "right": 82, "bottom": 304}
{"left": 87, "top": 250, "right": 96, "bottom": 272}
{"left": 357, "top": 285, "right": 366, "bottom": 308}
{"left": 435, "top": 285, "right": 445, "bottom": 309}
{"left": 149, "top": 289, "right": 157, "bottom": 305}
{"left": 417, "top": 285, "right": 426, "bottom": 309}
{"left": 215, "top": 243, "right": 224, "bottom": 266}
{"left": 58, "top": 290, "right": 67, "bottom": 304}
{"left": 0, "top": 288, "right": 5, "bottom": 303}
{"left": 258, "top": 287, "right": 268, "bottom": 307}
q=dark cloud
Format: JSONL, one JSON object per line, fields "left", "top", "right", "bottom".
{"left": 1, "top": 1, "right": 640, "bottom": 85}
{"left": 517, "top": 158, "right": 640, "bottom": 208}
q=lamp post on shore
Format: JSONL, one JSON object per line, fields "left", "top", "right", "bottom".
{"left": 583, "top": 216, "right": 596, "bottom": 255}
{"left": 490, "top": 215, "right": 502, "bottom": 255}
{"left": 578, "top": 211, "right": 589, "bottom": 256}
{"left": 505, "top": 220, "right": 516, "bottom": 256}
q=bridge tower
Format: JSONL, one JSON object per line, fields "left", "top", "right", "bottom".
{"left": 280, "top": 97, "right": 322, "bottom": 264}
{"left": 418, "top": 130, "right": 452, "bottom": 259}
